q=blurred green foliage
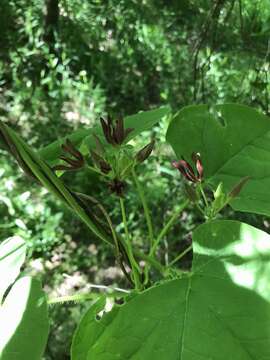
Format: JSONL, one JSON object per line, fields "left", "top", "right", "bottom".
{"left": 0, "top": 155, "right": 64, "bottom": 254}
{"left": 0, "top": 0, "right": 269, "bottom": 358}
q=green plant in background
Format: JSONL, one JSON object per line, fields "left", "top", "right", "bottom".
{"left": 1, "top": 0, "right": 269, "bottom": 151}
{"left": 1, "top": 103, "right": 270, "bottom": 359}
{"left": 0, "top": 156, "right": 65, "bottom": 255}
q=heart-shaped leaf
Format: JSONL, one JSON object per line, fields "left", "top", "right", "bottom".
{"left": 71, "top": 220, "right": 270, "bottom": 359}
{"left": 0, "top": 236, "right": 26, "bottom": 302}
{"left": 166, "top": 104, "right": 270, "bottom": 215}
{"left": 0, "top": 276, "right": 49, "bottom": 360}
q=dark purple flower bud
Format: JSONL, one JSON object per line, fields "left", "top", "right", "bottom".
{"left": 114, "top": 118, "right": 124, "bottom": 144}
{"left": 61, "top": 139, "right": 84, "bottom": 161}
{"left": 172, "top": 152, "right": 204, "bottom": 183}
{"left": 136, "top": 140, "right": 155, "bottom": 163}
{"left": 100, "top": 116, "right": 114, "bottom": 144}
{"left": 100, "top": 116, "right": 134, "bottom": 146}
{"left": 192, "top": 152, "right": 203, "bottom": 180}
{"left": 229, "top": 176, "right": 251, "bottom": 198}
{"left": 59, "top": 156, "right": 80, "bottom": 167}
{"left": 172, "top": 159, "right": 198, "bottom": 182}
{"left": 53, "top": 139, "right": 84, "bottom": 171}
{"left": 108, "top": 178, "right": 126, "bottom": 197}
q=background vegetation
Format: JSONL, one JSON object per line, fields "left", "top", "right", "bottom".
{"left": 0, "top": 1, "right": 269, "bottom": 358}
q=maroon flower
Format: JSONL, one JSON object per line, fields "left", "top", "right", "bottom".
{"left": 53, "top": 139, "right": 84, "bottom": 171}
{"left": 100, "top": 116, "right": 133, "bottom": 146}
{"left": 108, "top": 178, "right": 126, "bottom": 197}
{"left": 172, "top": 152, "right": 203, "bottom": 183}
{"left": 90, "top": 150, "right": 112, "bottom": 174}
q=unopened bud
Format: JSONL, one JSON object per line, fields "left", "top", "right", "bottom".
{"left": 136, "top": 140, "right": 155, "bottom": 163}
{"left": 191, "top": 152, "right": 203, "bottom": 181}
{"left": 229, "top": 176, "right": 251, "bottom": 198}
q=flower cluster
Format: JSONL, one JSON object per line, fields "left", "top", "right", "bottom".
{"left": 90, "top": 116, "right": 155, "bottom": 196}
{"left": 172, "top": 152, "right": 203, "bottom": 183}
{"left": 100, "top": 116, "right": 133, "bottom": 146}
{"left": 53, "top": 115, "right": 155, "bottom": 197}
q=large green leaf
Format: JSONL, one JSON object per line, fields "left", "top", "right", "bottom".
{"left": 0, "top": 276, "right": 49, "bottom": 360}
{"left": 0, "top": 236, "right": 26, "bottom": 302}
{"left": 166, "top": 104, "right": 270, "bottom": 215}
{"left": 124, "top": 106, "right": 170, "bottom": 139}
{"left": 71, "top": 220, "right": 270, "bottom": 359}
{"left": 39, "top": 106, "right": 170, "bottom": 166}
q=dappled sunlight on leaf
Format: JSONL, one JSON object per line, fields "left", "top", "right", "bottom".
{"left": 0, "top": 277, "right": 49, "bottom": 359}
{"left": 0, "top": 236, "right": 26, "bottom": 302}
{"left": 71, "top": 220, "right": 270, "bottom": 359}
{"left": 166, "top": 104, "right": 270, "bottom": 216}
{"left": 194, "top": 221, "right": 270, "bottom": 301}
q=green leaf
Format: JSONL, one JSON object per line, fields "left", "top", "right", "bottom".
{"left": 71, "top": 296, "right": 106, "bottom": 360}
{"left": 124, "top": 106, "right": 170, "bottom": 140}
{"left": 39, "top": 106, "right": 170, "bottom": 166}
{"left": 210, "top": 182, "right": 227, "bottom": 215}
{"left": 0, "top": 276, "right": 49, "bottom": 360}
{"left": 166, "top": 103, "right": 270, "bottom": 216}
{"left": 71, "top": 220, "right": 270, "bottom": 359}
{"left": 0, "top": 236, "right": 26, "bottom": 302}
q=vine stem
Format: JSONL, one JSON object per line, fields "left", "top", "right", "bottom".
{"left": 132, "top": 168, "right": 154, "bottom": 247}
{"left": 167, "top": 244, "right": 193, "bottom": 267}
{"left": 151, "top": 199, "right": 189, "bottom": 256}
{"left": 119, "top": 197, "right": 142, "bottom": 290}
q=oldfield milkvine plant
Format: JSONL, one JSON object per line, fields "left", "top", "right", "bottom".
{"left": 1, "top": 104, "right": 270, "bottom": 359}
